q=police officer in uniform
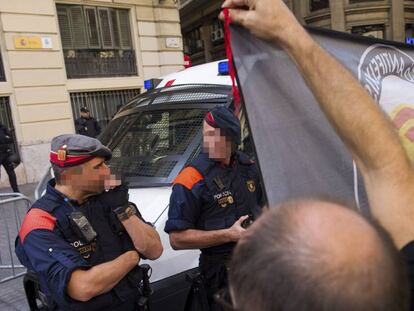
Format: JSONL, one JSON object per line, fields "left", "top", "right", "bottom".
{"left": 15, "top": 134, "right": 163, "bottom": 311}
{"left": 75, "top": 107, "right": 101, "bottom": 138}
{"left": 165, "top": 106, "right": 265, "bottom": 310}
{"left": 0, "top": 122, "right": 19, "bottom": 192}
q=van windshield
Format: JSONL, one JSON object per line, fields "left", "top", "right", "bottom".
{"left": 102, "top": 108, "right": 207, "bottom": 186}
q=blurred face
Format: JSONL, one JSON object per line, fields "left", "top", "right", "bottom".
{"left": 63, "top": 157, "right": 113, "bottom": 195}
{"left": 203, "top": 121, "right": 233, "bottom": 161}
{"left": 81, "top": 111, "right": 90, "bottom": 118}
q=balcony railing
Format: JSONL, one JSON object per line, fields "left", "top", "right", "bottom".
{"left": 64, "top": 49, "right": 138, "bottom": 79}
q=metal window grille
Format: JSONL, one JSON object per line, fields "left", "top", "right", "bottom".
{"left": 70, "top": 89, "right": 140, "bottom": 130}
{"left": 0, "top": 97, "right": 17, "bottom": 154}
{"left": 64, "top": 49, "right": 137, "bottom": 79}
{"left": 0, "top": 52, "right": 5, "bottom": 82}
{"left": 57, "top": 4, "right": 137, "bottom": 79}
{"left": 110, "top": 109, "right": 208, "bottom": 178}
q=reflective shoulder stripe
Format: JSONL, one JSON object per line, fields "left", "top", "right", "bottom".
{"left": 173, "top": 167, "right": 204, "bottom": 190}
{"left": 19, "top": 208, "right": 57, "bottom": 243}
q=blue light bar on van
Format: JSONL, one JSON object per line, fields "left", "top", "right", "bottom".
{"left": 144, "top": 79, "right": 154, "bottom": 90}
{"left": 218, "top": 61, "right": 229, "bottom": 75}
{"left": 406, "top": 37, "right": 414, "bottom": 45}
{"left": 144, "top": 78, "right": 162, "bottom": 90}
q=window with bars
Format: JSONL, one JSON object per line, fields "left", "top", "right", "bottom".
{"left": 57, "top": 4, "right": 137, "bottom": 79}
{"left": 70, "top": 89, "right": 140, "bottom": 131}
{"left": 210, "top": 20, "right": 224, "bottom": 45}
{"left": 310, "top": 0, "right": 329, "bottom": 12}
{"left": 184, "top": 26, "right": 204, "bottom": 55}
{"left": 352, "top": 24, "right": 385, "bottom": 39}
{"left": 0, "top": 97, "right": 18, "bottom": 154}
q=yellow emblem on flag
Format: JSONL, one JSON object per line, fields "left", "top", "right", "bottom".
{"left": 390, "top": 104, "right": 414, "bottom": 162}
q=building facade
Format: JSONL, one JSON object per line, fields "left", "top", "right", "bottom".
{"left": 181, "top": 0, "right": 413, "bottom": 65}
{"left": 0, "top": 0, "right": 183, "bottom": 187}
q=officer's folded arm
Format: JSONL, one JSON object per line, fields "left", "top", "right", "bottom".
{"left": 67, "top": 250, "right": 139, "bottom": 302}
{"left": 101, "top": 185, "right": 163, "bottom": 259}
{"left": 169, "top": 215, "right": 249, "bottom": 250}
{"left": 121, "top": 215, "right": 163, "bottom": 260}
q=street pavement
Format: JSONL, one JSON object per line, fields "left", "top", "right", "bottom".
{"left": 0, "top": 182, "right": 37, "bottom": 311}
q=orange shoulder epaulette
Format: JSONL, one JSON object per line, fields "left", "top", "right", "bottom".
{"left": 173, "top": 167, "right": 204, "bottom": 190}
{"left": 19, "top": 208, "right": 56, "bottom": 243}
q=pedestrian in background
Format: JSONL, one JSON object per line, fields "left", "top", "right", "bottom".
{"left": 0, "top": 122, "right": 19, "bottom": 192}
{"left": 75, "top": 107, "right": 101, "bottom": 138}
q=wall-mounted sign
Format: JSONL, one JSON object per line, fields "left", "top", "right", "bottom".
{"left": 166, "top": 37, "right": 180, "bottom": 48}
{"left": 41, "top": 37, "right": 53, "bottom": 49}
{"left": 14, "top": 36, "right": 53, "bottom": 49}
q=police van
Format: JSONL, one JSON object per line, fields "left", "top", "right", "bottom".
{"left": 33, "top": 60, "right": 252, "bottom": 311}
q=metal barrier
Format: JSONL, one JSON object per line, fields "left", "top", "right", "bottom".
{"left": 0, "top": 192, "right": 32, "bottom": 283}
{"left": 35, "top": 166, "right": 53, "bottom": 200}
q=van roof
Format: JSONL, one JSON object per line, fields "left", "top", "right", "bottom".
{"left": 157, "top": 60, "right": 232, "bottom": 88}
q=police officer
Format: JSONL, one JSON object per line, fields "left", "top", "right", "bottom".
{"left": 0, "top": 122, "right": 19, "bottom": 192}
{"left": 75, "top": 107, "right": 101, "bottom": 138}
{"left": 165, "top": 106, "right": 265, "bottom": 310}
{"left": 15, "top": 134, "right": 163, "bottom": 311}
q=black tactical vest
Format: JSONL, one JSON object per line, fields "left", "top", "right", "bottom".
{"left": 31, "top": 190, "right": 142, "bottom": 311}
{"left": 189, "top": 152, "right": 263, "bottom": 256}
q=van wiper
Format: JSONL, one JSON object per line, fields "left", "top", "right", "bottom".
{"left": 150, "top": 155, "right": 167, "bottom": 163}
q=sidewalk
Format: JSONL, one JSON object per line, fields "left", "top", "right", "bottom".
{"left": 0, "top": 276, "right": 29, "bottom": 311}
{"left": 0, "top": 182, "right": 37, "bottom": 311}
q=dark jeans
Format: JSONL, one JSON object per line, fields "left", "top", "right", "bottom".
{"left": 0, "top": 152, "right": 19, "bottom": 192}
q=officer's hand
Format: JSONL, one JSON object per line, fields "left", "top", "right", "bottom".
{"left": 227, "top": 215, "right": 249, "bottom": 242}
{"left": 100, "top": 183, "right": 129, "bottom": 210}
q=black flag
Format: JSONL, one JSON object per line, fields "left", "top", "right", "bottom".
{"left": 232, "top": 26, "right": 414, "bottom": 213}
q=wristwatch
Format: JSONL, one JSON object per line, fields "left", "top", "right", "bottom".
{"left": 113, "top": 204, "right": 137, "bottom": 222}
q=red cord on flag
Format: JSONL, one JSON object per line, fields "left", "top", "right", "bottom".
{"left": 223, "top": 8, "right": 241, "bottom": 115}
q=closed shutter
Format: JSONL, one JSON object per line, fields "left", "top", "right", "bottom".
{"left": 98, "top": 8, "right": 113, "bottom": 49}
{"left": 111, "top": 9, "right": 121, "bottom": 49}
{"left": 84, "top": 7, "right": 100, "bottom": 48}
{"left": 118, "top": 10, "right": 132, "bottom": 49}
{"left": 57, "top": 6, "right": 73, "bottom": 49}
{"left": 69, "top": 6, "right": 88, "bottom": 48}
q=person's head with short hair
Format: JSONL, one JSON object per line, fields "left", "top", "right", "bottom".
{"left": 228, "top": 199, "right": 409, "bottom": 311}
{"left": 80, "top": 107, "right": 91, "bottom": 118}
{"left": 50, "top": 134, "right": 114, "bottom": 196}
{"left": 203, "top": 106, "right": 241, "bottom": 162}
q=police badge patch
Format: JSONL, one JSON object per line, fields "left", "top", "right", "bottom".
{"left": 247, "top": 180, "right": 256, "bottom": 192}
{"left": 214, "top": 190, "right": 234, "bottom": 208}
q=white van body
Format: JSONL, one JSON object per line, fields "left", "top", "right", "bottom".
{"left": 139, "top": 61, "right": 233, "bottom": 282}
